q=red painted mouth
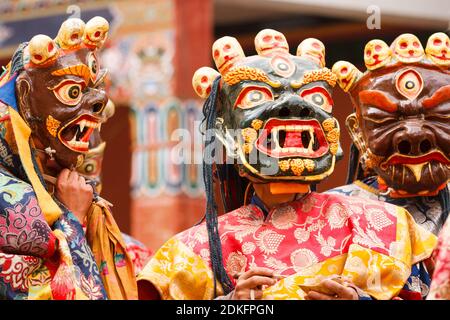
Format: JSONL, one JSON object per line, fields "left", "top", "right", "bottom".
{"left": 366, "top": 58, "right": 382, "bottom": 67}
{"left": 396, "top": 51, "right": 421, "bottom": 59}
{"left": 255, "top": 119, "right": 329, "bottom": 158}
{"left": 59, "top": 114, "right": 102, "bottom": 153}
{"left": 431, "top": 54, "right": 450, "bottom": 61}
{"left": 218, "top": 54, "right": 240, "bottom": 71}
{"left": 262, "top": 45, "right": 289, "bottom": 52}
{"left": 383, "top": 151, "right": 450, "bottom": 166}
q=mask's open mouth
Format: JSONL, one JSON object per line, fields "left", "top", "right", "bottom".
{"left": 59, "top": 114, "right": 101, "bottom": 153}
{"left": 255, "top": 119, "right": 329, "bottom": 158}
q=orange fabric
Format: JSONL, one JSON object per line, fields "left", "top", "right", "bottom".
{"left": 85, "top": 203, "right": 138, "bottom": 300}
{"left": 269, "top": 182, "right": 310, "bottom": 194}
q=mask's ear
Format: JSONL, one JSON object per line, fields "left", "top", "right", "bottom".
{"left": 214, "top": 116, "right": 238, "bottom": 159}
{"left": 346, "top": 112, "right": 381, "bottom": 170}
{"left": 15, "top": 75, "right": 33, "bottom": 127}
{"left": 346, "top": 113, "right": 364, "bottom": 154}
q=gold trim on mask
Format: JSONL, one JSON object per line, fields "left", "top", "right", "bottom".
{"left": 46, "top": 115, "right": 61, "bottom": 137}
{"left": 322, "top": 118, "right": 335, "bottom": 132}
{"left": 291, "top": 68, "right": 337, "bottom": 89}
{"left": 223, "top": 66, "right": 281, "bottom": 87}
{"left": 251, "top": 119, "right": 263, "bottom": 130}
{"left": 237, "top": 142, "right": 336, "bottom": 182}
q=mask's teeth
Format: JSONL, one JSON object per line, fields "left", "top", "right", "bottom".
{"left": 98, "top": 123, "right": 102, "bottom": 132}
{"left": 70, "top": 128, "right": 79, "bottom": 143}
{"left": 272, "top": 128, "right": 281, "bottom": 151}
{"left": 405, "top": 163, "right": 426, "bottom": 182}
{"left": 79, "top": 120, "right": 86, "bottom": 133}
{"left": 308, "top": 128, "right": 314, "bottom": 151}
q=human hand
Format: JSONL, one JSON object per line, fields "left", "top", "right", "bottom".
{"left": 55, "top": 169, "right": 93, "bottom": 223}
{"left": 232, "top": 267, "right": 279, "bottom": 300}
{"left": 305, "top": 278, "right": 359, "bottom": 300}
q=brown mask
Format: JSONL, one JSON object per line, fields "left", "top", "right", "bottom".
{"left": 15, "top": 17, "right": 110, "bottom": 169}
{"left": 333, "top": 33, "right": 450, "bottom": 197}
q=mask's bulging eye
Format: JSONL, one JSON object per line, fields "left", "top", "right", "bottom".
{"left": 87, "top": 52, "right": 99, "bottom": 82}
{"left": 300, "top": 87, "right": 333, "bottom": 113}
{"left": 51, "top": 80, "right": 84, "bottom": 106}
{"left": 235, "top": 86, "right": 274, "bottom": 109}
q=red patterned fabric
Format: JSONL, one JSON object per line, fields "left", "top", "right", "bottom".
{"left": 121, "top": 233, "right": 152, "bottom": 275}
{"left": 177, "top": 192, "right": 398, "bottom": 282}
{"left": 428, "top": 217, "right": 450, "bottom": 299}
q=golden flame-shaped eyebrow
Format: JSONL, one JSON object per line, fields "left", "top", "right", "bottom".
{"left": 291, "top": 68, "right": 337, "bottom": 89}
{"left": 51, "top": 64, "right": 90, "bottom": 84}
{"left": 223, "top": 66, "right": 281, "bottom": 88}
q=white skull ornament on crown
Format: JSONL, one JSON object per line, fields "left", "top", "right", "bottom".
{"left": 296, "top": 38, "right": 326, "bottom": 68}
{"left": 392, "top": 33, "right": 425, "bottom": 63}
{"left": 192, "top": 67, "right": 220, "bottom": 99}
{"left": 28, "top": 35, "right": 58, "bottom": 65}
{"left": 425, "top": 32, "right": 450, "bottom": 67}
{"left": 212, "top": 36, "right": 245, "bottom": 75}
{"left": 56, "top": 18, "right": 86, "bottom": 49}
{"left": 254, "top": 29, "right": 289, "bottom": 57}
{"left": 332, "top": 61, "right": 362, "bottom": 93}
{"left": 82, "top": 16, "right": 109, "bottom": 48}
{"left": 364, "top": 39, "right": 392, "bottom": 70}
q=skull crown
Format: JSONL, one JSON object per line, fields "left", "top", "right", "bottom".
{"left": 332, "top": 32, "right": 450, "bottom": 92}
{"left": 25, "top": 16, "right": 109, "bottom": 67}
{"left": 192, "top": 29, "right": 328, "bottom": 99}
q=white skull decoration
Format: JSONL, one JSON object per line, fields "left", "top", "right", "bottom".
{"left": 332, "top": 61, "right": 362, "bottom": 93}
{"left": 254, "top": 29, "right": 289, "bottom": 57}
{"left": 425, "top": 32, "right": 450, "bottom": 67}
{"left": 28, "top": 34, "right": 58, "bottom": 65}
{"left": 55, "top": 18, "right": 85, "bottom": 49}
{"left": 83, "top": 16, "right": 109, "bottom": 48}
{"left": 296, "top": 38, "right": 325, "bottom": 68}
{"left": 192, "top": 67, "right": 220, "bottom": 99}
{"left": 392, "top": 33, "right": 424, "bottom": 63}
{"left": 212, "top": 36, "right": 245, "bottom": 75}
{"left": 364, "top": 39, "right": 392, "bottom": 70}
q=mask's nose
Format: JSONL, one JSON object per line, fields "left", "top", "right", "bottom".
{"left": 392, "top": 122, "right": 436, "bottom": 155}
{"left": 270, "top": 95, "right": 315, "bottom": 119}
{"left": 84, "top": 88, "right": 108, "bottom": 115}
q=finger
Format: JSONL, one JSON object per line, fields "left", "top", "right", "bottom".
{"left": 250, "top": 289, "right": 264, "bottom": 300}
{"left": 57, "top": 168, "right": 70, "bottom": 184}
{"left": 321, "top": 279, "right": 352, "bottom": 298}
{"left": 68, "top": 170, "right": 79, "bottom": 183}
{"left": 78, "top": 175, "right": 87, "bottom": 186}
{"left": 240, "top": 276, "right": 276, "bottom": 289}
{"left": 235, "top": 289, "right": 263, "bottom": 300}
{"left": 306, "top": 291, "right": 334, "bottom": 300}
{"left": 240, "top": 268, "right": 274, "bottom": 280}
